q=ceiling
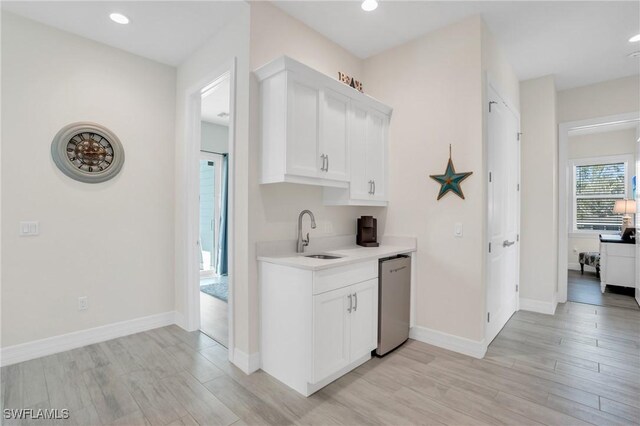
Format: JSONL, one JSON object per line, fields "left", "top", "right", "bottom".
{"left": 2, "top": 1, "right": 637, "bottom": 90}
{"left": 202, "top": 76, "right": 231, "bottom": 126}
{"left": 1, "top": 1, "right": 245, "bottom": 66}
{"left": 273, "top": 1, "right": 640, "bottom": 90}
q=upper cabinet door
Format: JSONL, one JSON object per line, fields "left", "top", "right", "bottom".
{"left": 286, "top": 77, "right": 320, "bottom": 179}
{"left": 319, "top": 89, "right": 350, "bottom": 182}
{"left": 348, "top": 278, "right": 378, "bottom": 362}
{"left": 349, "top": 104, "right": 371, "bottom": 200}
{"left": 367, "top": 110, "right": 388, "bottom": 201}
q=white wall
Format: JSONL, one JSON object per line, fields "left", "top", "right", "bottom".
{"left": 201, "top": 121, "right": 229, "bottom": 154}
{"left": 1, "top": 13, "right": 176, "bottom": 347}
{"left": 482, "top": 23, "right": 520, "bottom": 108}
{"left": 246, "top": 2, "right": 385, "bottom": 354}
{"left": 364, "top": 16, "right": 487, "bottom": 342}
{"left": 558, "top": 75, "right": 640, "bottom": 123}
{"left": 519, "top": 76, "right": 558, "bottom": 307}
{"left": 566, "top": 128, "right": 637, "bottom": 268}
{"left": 173, "top": 4, "right": 250, "bottom": 355}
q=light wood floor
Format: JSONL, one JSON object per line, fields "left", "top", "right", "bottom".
{"left": 2, "top": 301, "right": 639, "bottom": 425}
{"left": 568, "top": 270, "right": 639, "bottom": 310}
{"left": 200, "top": 292, "right": 228, "bottom": 348}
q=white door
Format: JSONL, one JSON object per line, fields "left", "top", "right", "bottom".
{"left": 349, "top": 103, "right": 371, "bottom": 200}
{"left": 320, "top": 89, "right": 350, "bottom": 182}
{"left": 349, "top": 278, "right": 378, "bottom": 361}
{"left": 367, "top": 110, "right": 388, "bottom": 201}
{"left": 312, "top": 286, "right": 351, "bottom": 383}
{"left": 486, "top": 85, "right": 520, "bottom": 344}
{"left": 287, "top": 76, "right": 320, "bottom": 178}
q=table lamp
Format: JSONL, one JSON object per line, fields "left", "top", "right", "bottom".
{"left": 613, "top": 199, "right": 636, "bottom": 232}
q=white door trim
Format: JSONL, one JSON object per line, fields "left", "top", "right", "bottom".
{"left": 557, "top": 112, "right": 639, "bottom": 304}
{"left": 183, "top": 58, "right": 237, "bottom": 362}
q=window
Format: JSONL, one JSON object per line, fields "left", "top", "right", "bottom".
{"left": 571, "top": 156, "right": 631, "bottom": 233}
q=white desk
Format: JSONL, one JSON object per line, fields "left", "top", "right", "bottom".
{"left": 599, "top": 235, "right": 636, "bottom": 293}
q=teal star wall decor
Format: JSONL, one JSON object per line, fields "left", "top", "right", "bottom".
{"left": 429, "top": 145, "right": 473, "bottom": 200}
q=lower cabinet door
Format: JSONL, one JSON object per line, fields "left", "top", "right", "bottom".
{"left": 349, "top": 278, "right": 379, "bottom": 361}
{"left": 312, "top": 286, "right": 352, "bottom": 383}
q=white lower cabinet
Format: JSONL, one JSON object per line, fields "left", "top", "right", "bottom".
{"left": 312, "top": 278, "right": 378, "bottom": 384}
{"left": 260, "top": 260, "right": 378, "bottom": 396}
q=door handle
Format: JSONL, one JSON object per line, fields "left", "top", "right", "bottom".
{"left": 347, "top": 294, "right": 352, "bottom": 313}
{"left": 353, "top": 293, "right": 358, "bottom": 312}
{"left": 503, "top": 240, "right": 515, "bottom": 247}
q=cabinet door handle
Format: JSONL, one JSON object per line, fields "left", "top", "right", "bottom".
{"left": 353, "top": 293, "right": 358, "bottom": 312}
{"left": 372, "top": 180, "right": 376, "bottom": 195}
{"left": 368, "top": 181, "right": 372, "bottom": 194}
{"left": 326, "top": 155, "right": 329, "bottom": 172}
{"left": 320, "top": 154, "right": 326, "bottom": 171}
{"left": 347, "top": 294, "right": 352, "bottom": 313}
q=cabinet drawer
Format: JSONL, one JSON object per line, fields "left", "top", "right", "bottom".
{"left": 313, "top": 260, "right": 377, "bottom": 295}
{"left": 603, "top": 243, "right": 635, "bottom": 258}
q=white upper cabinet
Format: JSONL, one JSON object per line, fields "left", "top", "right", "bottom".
{"left": 319, "top": 89, "right": 350, "bottom": 182}
{"left": 287, "top": 76, "right": 321, "bottom": 179}
{"left": 256, "top": 56, "right": 391, "bottom": 196}
{"left": 334, "top": 103, "right": 389, "bottom": 205}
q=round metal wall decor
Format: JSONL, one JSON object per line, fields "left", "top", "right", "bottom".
{"left": 51, "top": 122, "right": 125, "bottom": 183}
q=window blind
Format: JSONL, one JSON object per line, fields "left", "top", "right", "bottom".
{"left": 575, "top": 162, "right": 625, "bottom": 231}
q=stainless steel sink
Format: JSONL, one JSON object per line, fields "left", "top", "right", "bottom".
{"left": 304, "top": 254, "right": 342, "bottom": 260}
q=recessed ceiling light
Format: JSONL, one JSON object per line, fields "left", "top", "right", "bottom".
{"left": 361, "top": 0, "right": 378, "bottom": 12}
{"left": 629, "top": 34, "right": 640, "bottom": 43}
{"left": 109, "top": 13, "right": 129, "bottom": 25}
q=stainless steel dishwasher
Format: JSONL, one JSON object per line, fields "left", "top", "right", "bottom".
{"left": 376, "top": 255, "right": 411, "bottom": 356}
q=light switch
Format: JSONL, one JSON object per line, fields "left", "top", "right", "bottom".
{"left": 454, "top": 223, "right": 463, "bottom": 237}
{"left": 19, "top": 221, "right": 39, "bottom": 236}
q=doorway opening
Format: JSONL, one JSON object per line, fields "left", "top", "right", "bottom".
{"left": 198, "top": 71, "right": 232, "bottom": 347}
{"left": 559, "top": 115, "right": 640, "bottom": 310}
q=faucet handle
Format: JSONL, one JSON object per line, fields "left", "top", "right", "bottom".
{"left": 304, "top": 232, "right": 310, "bottom": 246}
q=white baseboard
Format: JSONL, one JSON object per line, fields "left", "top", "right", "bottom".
{"left": 233, "top": 348, "right": 261, "bottom": 374}
{"left": 519, "top": 297, "right": 557, "bottom": 315}
{"left": 1, "top": 311, "right": 177, "bottom": 367}
{"left": 173, "top": 311, "right": 187, "bottom": 330}
{"left": 409, "top": 325, "right": 487, "bottom": 359}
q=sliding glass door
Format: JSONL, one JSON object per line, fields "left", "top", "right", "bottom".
{"left": 199, "top": 153, "right": 223, "bottom": 275}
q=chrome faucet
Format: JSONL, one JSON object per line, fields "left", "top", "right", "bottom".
{"left": 297, "top": 209, "right": 317, "bottom": 253}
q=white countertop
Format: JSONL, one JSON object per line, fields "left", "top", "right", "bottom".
{"left": 257, "top": 236, "right": 416, "bottom": 271}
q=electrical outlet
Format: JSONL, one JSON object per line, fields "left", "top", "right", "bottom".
{"left": 78, "top": 296, "right": 88, "bottom": 311}
{"left": 19, "top": 221, "right": 39, "bottom": 236}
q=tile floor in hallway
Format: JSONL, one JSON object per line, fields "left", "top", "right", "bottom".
{"left": 567, "top": 269, "right": 639, "bottom": 311}
{"left": 1, "top": 301, "right": 639, "bottom": 425}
